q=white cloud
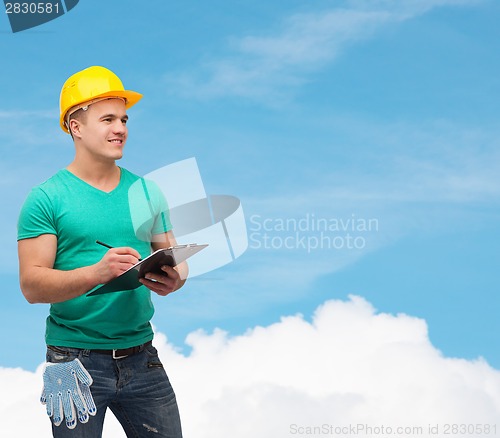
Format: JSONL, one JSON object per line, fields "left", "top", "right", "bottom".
{"left": 1, "top": 295, "right": 499, "bottom": 437}
{"left": 165, "top": 0, "right": 480, "bottom": 103}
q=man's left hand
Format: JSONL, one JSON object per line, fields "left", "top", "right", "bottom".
{"left": 139, "top": 265, "right": 183, "bottom": 296}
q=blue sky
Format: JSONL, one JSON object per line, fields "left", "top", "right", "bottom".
{"left": 1, "top": 0, "right": 500, "bottom": 377}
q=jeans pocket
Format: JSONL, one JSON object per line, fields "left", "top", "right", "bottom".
{"left": 46, "top": 345, "right": 79, "bottom": 363}
{"left": 145, "top": 344, "right": 164, "bottom": 369}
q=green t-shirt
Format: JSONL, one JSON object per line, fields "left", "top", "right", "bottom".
{"left": 17, "top": 167, "right": 172, "bottom": 349}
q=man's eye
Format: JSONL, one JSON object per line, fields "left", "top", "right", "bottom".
{"left": 122, "top": 119, "right": 128, "bottom": 124}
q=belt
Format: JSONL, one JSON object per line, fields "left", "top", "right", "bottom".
{"left": 92, "top": 340, "right": 153, "bottom": 360}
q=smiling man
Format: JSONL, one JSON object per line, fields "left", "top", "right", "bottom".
{"left": 17, "top": 66, "right": 185, "bottom": 437}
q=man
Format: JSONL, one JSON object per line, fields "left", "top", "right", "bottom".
{"left": 17, "top": 66, "right": 185, "bottom": 437}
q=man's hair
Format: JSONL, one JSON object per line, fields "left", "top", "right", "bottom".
{"left": 68, "top": 108, "right": 88, "bottom": 138}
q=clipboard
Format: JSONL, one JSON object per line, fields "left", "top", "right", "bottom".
{"left": 87, "top": 243, "right": 208, "bottom": 296}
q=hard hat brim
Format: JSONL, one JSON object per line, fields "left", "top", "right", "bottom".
{"left": 60, "top": 89, "right": 143, "bottom": 134}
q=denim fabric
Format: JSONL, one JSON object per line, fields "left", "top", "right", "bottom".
{"left": 45, "top": 343, "right": 183, "bottom": 438}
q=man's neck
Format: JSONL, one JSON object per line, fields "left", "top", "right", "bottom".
{"left": 66, "top": 160, "right": 122, "bottom": 193}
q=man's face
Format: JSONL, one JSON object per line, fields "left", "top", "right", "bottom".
{"left": 76, "top": 98, "right": 129, "bottom": 162}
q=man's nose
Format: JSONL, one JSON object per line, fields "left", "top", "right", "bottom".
{"left": 112, "top": 120, "right": 127, "bottom": 135}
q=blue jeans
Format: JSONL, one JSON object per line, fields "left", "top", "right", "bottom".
{"left": 45, "top": 343, "right": 183, "bottom": 438}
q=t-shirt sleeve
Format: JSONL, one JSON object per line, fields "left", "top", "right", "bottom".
{"left": 128, "top": 178, "right": 173, "bottom": 243}
{"left": 17, "top": 187, "right": 57, "bottom": 241}
{"left": 148, "top": 180, "right": 173, "bottom": 235}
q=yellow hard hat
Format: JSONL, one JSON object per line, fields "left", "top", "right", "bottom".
{"left": 59, "top": 66, "right": 143, "bottom": 134}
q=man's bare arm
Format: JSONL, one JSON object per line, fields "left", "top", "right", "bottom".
{"left": 18, "top": 234, "right": 141, "bottom": 304}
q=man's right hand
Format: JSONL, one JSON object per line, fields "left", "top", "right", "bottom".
{"left": 18, "top": 235, "right": 142, "bottom": 304}
{"left": 92, "top": 247, "right": 141, "bottom": 284}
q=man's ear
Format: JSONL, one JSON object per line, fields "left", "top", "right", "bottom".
{"left": 69, "top": 119, "right": 83, "bottom": 138}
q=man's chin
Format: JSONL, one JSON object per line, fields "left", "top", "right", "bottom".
{"left": 110, "top": 150, "right": 124, "bottom": 160}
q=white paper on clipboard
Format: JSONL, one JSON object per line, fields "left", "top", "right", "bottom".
{"left": 87, "top": 243, "right": 208, "bottom": 296}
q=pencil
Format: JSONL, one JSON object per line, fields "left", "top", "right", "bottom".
{"left": 95, "top": 240, "right": 113, "bottom": 250}
{"left": 95, "top": 240, "right": 142, "bottom": 261}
